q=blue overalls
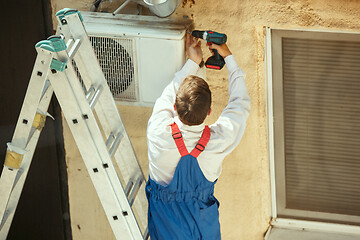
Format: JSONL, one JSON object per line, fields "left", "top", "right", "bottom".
{"left": 146, "top": 122, "right": 221, "bottom": 240}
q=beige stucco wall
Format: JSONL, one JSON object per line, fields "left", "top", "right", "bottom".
{"left": 51, "top": 0, "right": 360, "bottom": 239}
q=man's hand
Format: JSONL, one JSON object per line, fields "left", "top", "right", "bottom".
{"left": 186, "top": 33, "right": 203, "bottom": 65}
{"left": 209, "top": 43, "right": 232, "bottom": 58}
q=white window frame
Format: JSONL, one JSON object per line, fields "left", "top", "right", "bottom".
{"left": 265, "top": 27, "right": 360, "bottom": 239}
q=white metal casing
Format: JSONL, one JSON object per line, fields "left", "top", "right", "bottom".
{"left": 80, "top": 11, "right": 192, "bottom": 107}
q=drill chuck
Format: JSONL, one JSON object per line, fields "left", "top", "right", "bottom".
{"left": 191, "top": 30, "right": 206, "bottom": 40}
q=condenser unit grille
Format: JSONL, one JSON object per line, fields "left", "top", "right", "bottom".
{"left": 89, "top": 36, "right": 137, "bottom": 102}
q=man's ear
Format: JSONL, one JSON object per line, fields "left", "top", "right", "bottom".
{"left": 208, "top": 107, "right": 211, "bottom": 116}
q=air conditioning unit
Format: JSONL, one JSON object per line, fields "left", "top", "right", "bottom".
{"left": 79, "top": 11, "right": 192, "bottom": 107}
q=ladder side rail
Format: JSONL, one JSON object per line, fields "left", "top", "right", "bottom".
{"left": 59, "top": 13, "right": 148, "bottom": 229}
{"left": 0, "top": 48, "right": 54, "bottom": 230}
{"left": 11, "top": 49, "right": 53, "bottom": 149}
{"left": 114, "top": 141, "right": 148, "bottom": 228}
{"left": 72, "top": 48, "right": 143, "bottom": 180}
{"left": 48, "top": 67, "right": 142, "bottom": 239}
{"left": 72, "top": 27, "right": 149, "bottom": 230}
{"left": 72, "top": 44, "right": 146, "bottom": 186}
{"left": 59, "top": 12, "right": 145, "bottom": 176}
{"left": 60, "top": 13, "right": 126, "bottom": 133}
{"left": 55, "top": 12, "right": 128, "bottom": 171}
{"left": 55, "top": 43, "right": 144, "bottom": 240}
{"left": 0, "top": 84, "right": 54, "bottom": 239}
{"left": 56, "top": 13, "right": 122, "bottom": 136}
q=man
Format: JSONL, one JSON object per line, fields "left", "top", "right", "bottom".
{"left": 146, "top": 33, "right": 251, "bottom": 239}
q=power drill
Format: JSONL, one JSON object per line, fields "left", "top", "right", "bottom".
{"left": 191, "top": 30, "right": 227, "bottom": 70}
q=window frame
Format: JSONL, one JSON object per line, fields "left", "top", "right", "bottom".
{"left": 265, "top": 27, "right": 360, "bottom": 237}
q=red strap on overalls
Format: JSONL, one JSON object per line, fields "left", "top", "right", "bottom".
{"left": 190, "top": 125, "right": 210, "bottom": 158}
{"left": 170, "top": 123, "right": 211, "bottom": 158}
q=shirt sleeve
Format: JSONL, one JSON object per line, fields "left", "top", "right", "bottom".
{"left": 209, "top": 55, "right": 251, "bottom": 155}
{"left": 147, "top": 59, "right": 200, "bottom": 137}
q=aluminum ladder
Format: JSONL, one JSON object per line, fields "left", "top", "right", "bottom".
{"left": 0, "top": 8, "right": 148, "bottom": 240}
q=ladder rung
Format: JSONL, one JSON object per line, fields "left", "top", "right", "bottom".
{"left": 108, "top": 131, "right": 123, "bottom": 158}
{"left": 128, "top": 177, "right": 142, "bottom": 207}
{"left": 66, "top": 38, "right": 73, "bottom": 48}
{"left": 68, "top": 38, "right": 81, "bottom": 59}
{"left": 124, "top": 177, "right": 134, "bottom": 197}
{"left": 143, "top": 227, "right": 150, "bottom": 240}
{"left": 88, "top": 85, "right": 103, "bottom": 109}
{"left": 0, "top": 209, "right": 10, "bottom": 230}
{"left": 12, "top": 169, "right": 24, "bottom": 190}
{"left": 40, "top": 80, "right": 51, "bottom": 100}
{"left": 85, "top": 85, "right": 95, "bottom": 100}
{"left": 105, "top": 132, "right": 115, "bottom": 149}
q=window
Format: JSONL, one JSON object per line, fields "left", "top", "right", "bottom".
{"left": 266, "top": 28, "right": 360, "bottom": 239}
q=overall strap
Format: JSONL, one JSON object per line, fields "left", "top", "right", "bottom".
{"left": 190, "top": 126, "right": 210, "bottom": 158}
{"left": 170, "top": 123, "right": 189, "bottom": 157}
{"left": 170, "top": 123, "right": 211, "bottom": 158}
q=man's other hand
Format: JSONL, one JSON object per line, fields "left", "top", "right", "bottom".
{"left": 186, "top": 33, "right": 203, "bottom": 65}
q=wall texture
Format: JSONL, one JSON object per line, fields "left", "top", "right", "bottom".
{"left": 51, "top": 0, "right": 360, "bottom": 239}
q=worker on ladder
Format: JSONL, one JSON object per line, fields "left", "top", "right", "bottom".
{"left": 146, "top": 33, "right": 251, "bottom": 239}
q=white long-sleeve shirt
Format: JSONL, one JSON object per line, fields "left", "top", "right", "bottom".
{"left": 147, "top": 55, "right": 251, "bottom": 186}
